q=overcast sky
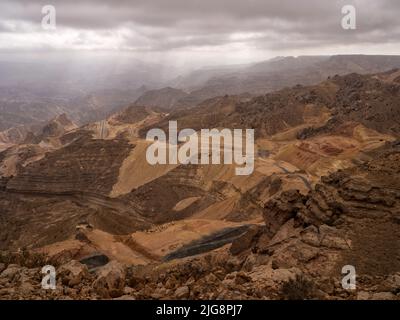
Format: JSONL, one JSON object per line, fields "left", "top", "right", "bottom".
{"left": 0, "top": 0, "right": 399, "bottom": 67}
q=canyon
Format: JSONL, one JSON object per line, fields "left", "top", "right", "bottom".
{"left": 0, "top": 59, "right": 399, "bottom": 300}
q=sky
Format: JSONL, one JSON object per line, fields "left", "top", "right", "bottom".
{"left": 0, "top": 0, "right": 399, "bottom": 68}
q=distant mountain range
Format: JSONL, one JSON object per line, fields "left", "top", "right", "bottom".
{"left": 1, "top": 54, "right": 400, "bottom": 134}
{"left": 135, "top": 55, "right": 400, "bottom": 110}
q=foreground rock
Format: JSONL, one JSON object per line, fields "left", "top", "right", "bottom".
{"left": 0, "top": 144, "right": 399, "bottom": 300}
{"left": 59, "top": 260, "right": 90, "bottom": 287}
{"left": 92, "top": 261, "right": 126, "bottom": 298}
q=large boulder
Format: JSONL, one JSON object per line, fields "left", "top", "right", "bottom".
{"left": 92, "top": 261, "right": 126, "bottom": 298}
{"left": 58, "top": 260, "right": 89, "bottom": 287}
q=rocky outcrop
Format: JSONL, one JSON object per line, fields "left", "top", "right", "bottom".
{"left": 263, "top": 190, "right": 308, "bottom": 235}
{"left": 258, "top": 148, "right": 400, "bottom": 280}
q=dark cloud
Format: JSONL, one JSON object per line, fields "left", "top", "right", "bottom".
{"left": 0, "top": 0, "right": 399, "bottom": 54}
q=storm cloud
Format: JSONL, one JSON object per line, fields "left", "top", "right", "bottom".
{"left": 0, "top": 0, "right": 399, "bottom": 65}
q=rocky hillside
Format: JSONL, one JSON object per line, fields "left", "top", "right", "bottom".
{"left": 1, "top": 71, "right": 398, "bottom": 249}
{"left": 0, "top": 70, "right": 399, "bottom": 300}
{"left": 0, "top": 144, "right": 399, "bottom": 300}
{"left": 140, "top": 70, "right": 400, "bottom": 139}
{"left": 134, "top": 87, "right": 189, "bottom": 110}
{"left": 2, "top": 55, "right": 399, "bottom": 133}
{"left": 175, "top": 55, "right": 400, "bottom": 100}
